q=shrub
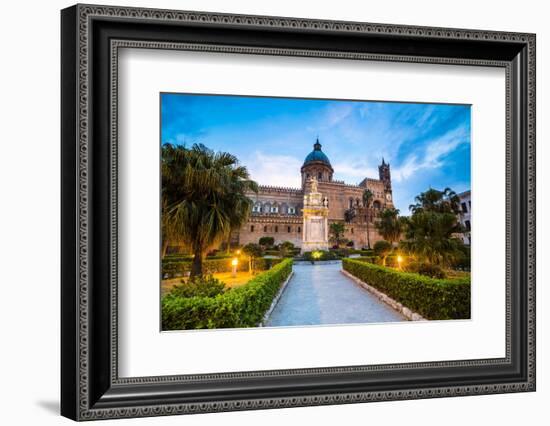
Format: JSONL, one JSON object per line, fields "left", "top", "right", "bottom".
{"left": 162, "top": 257, "right": 249, "bottom": 277}
{"left": 162, "top": 259, "right": 293, "bottom": 330}
{"left": 259, "top": 236, "right": 275, "bottom": 247}
{"left": 342, "top": 259, "right": 470, "bottom": 320}
{"left": 373, "top": 240, "right": 392, "bottom": 256}
{"left": 356, "top": 256, "right": 380, "bottom": 264}
{"left": 302, "top": 250, "right": 338, "bottom": 262}
{"left": 404, "top": 261, "right": 447, "bottom": 279}
{"left": 168, "top": 275, "right": 226, "bottom": 298}
{"left": 162, "top": 256, "right": 283, "bottom": 277}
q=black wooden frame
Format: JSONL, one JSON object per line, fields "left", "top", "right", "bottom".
{"left": 61, "top": 4, "right": 536, "bottom": 421}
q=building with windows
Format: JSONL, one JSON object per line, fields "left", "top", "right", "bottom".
{"left": 457, "top": 190, "right": 471, "bottom": 245}
{"left": 236, "top": 139, "right": 395, "bottom": 250}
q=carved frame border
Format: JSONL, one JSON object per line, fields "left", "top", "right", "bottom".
{"left": 61, "top": 3, "right": 536, "bottom": 421}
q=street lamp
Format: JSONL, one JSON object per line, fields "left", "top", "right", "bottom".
{"left": 231, "top": 258, "right": 239, "bottom": 277}
{"left": 397, "top": 255, "right": 403, "bottom": 270}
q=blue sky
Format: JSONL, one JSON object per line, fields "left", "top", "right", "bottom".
{"left": 161, "top": 93, "right": 471, "bottom": 215}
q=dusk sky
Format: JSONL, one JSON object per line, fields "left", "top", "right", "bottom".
{"left": 161, "top": 93, "right": 471, "bottom": 215}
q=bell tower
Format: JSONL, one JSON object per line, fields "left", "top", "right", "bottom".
{"left": 378, "top": 158, "right": 392, "bottom": 191}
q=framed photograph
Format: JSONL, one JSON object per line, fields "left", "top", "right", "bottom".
{"left": 61, "top": 4, "right": 536, "bottom": 421}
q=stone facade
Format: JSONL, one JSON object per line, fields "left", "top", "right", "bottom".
{"left": 236, "top": 139, "right": 395, "bottom": 250}
{"left": 457, "top": 190, "right": 471, "bottom": 245}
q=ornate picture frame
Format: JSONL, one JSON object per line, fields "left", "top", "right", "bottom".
{"left": 61, "top": 4, "right": 535, "bottom": 421}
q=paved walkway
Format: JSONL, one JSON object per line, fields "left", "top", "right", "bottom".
{"left": 265, "top": 262, "right": 405, "bottom": 327}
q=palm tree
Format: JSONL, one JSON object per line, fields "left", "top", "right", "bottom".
{"left": 362, "top": 189, "right": 373, "bottom": 249}
{"left": 401, "top": 210, "right": 464, "bottom": 266}
{"left": 375, "top": 207, "right": 403, "bottom": 246}
{"left": 409, "top": 187, "right": 461, "bottom": 215}
{"left": 329, "top": 222, "right": 346, "bottom": 248}
{"left": 162, "top": 143, "right": 258, "bottom": 277}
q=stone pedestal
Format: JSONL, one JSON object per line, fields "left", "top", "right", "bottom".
{"left": 302, "top": 177, "right": 329, "bottom": 252}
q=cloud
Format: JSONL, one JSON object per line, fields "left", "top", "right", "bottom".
{"left": 245, "top": 151, "right": 302, "bottom": 188}
{"left": 392, "top": 125, "right": 469, "bottom": 182}
{"left": 323, "top": 103, "right": 354, "bottom": 127}
{"left": 332, "top": 162, "right": 379, "bottom": 181}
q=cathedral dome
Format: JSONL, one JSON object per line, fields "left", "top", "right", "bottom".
{"left": 303, "top": 139, "right": 331, "bottom": 167}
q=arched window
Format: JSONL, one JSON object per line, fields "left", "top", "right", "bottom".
{"left": 349, "top": 198, "right": 354, "bottom": 209}
{"left": 270, "top": 204, "right": 279, "bottom": 213}
{"left": 287, "top": 226, "right": 291, "bottom": 233}
{"left": 263, "top": 225, "right": 267, "bottom": 232}
{"left": 252, "top": 203, "right": 261, "bottom": 213}
{"left": 288, "top": 206, "right": 296, "bottom": 214}
{"left": 373, "top": 200, "right": 381, "bottom": 209}
{"left": 297, "top": 226, "right": 301, "bottom": 233}
{"left": 250, "top": 225, "right": 255, "bottom": 232}
{"left": 263, "top": 202, "right": 271, "bottom": 213}
{"left": 318, "top": 172, "right": 323, "bottom": 180}
{"left": 275, "top": 226, "right": 278, "bottom": 233}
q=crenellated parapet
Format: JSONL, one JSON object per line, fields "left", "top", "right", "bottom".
{"left": 257, "top": 185, "right": 303, "bottom": 194}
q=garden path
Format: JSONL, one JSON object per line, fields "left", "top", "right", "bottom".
{"left": 265, "top": 261, "right": 405, "bottom": 326}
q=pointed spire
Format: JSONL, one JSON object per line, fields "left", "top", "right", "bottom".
{"left": 313, "top": 137, "right": 322, "bottom": 151}
{"left": 382, "top": 157, "right": 386, "bottom": 166}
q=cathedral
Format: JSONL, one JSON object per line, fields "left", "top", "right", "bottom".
{"left": 236, "top": 139, "right": 395, "bottom": 250}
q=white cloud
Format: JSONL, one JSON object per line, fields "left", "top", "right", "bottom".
{"left": 392, "top": 126, "right": 469, "bottom": 182}
{"left": 332, "top": 162, "right": 379, "bottom": 181}
{"left": 323, "top": 103, "right": 354, "bottom": 127}
{"left": 245, "top": 151, "right": 302, "bottom": 188}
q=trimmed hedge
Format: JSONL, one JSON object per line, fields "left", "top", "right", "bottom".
{"left": 162, "top": 259, "right": 293, "bottom": 330}
{"left": 342, "top": 259, "right": 470, "bottom": 320}
{"left": 162, "top": 257, "right": 283, "bottom": 277}
{"left": 301, "top": 250, "right": 338, "bottom": 261}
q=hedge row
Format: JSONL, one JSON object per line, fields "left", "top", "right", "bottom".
{"left": 342, "top": 259, "right": 470, "bottom": 320}
{"left": 162, "top": 257, "right": 283, "bottom": 277}
{"left": 162, "top": 258, "right": 293, "bottom": 330}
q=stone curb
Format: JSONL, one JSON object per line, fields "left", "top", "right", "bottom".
{"left": 260, "top": 271, "right": 295, "bottom": 327}
{"left": 340, "top": 270, "right": 427, "bottom": 321}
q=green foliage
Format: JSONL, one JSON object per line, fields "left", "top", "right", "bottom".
{"left": 401, "top": 210, "right": 465, "bottom": 266}
{"left": 302, "top": 250, "right": 338, "bottom": 261}
{"left": 162, "top": 256, "right": 283, "bottom": 278}
{"left": 278, "top": 241, "right": 295, "bottom": 257}
{"left": 404, "top": 261, "right": 447, "bottom": 279}
{"left": 356, "top": 255, "right": 380, "bottom": 264}
{"left": 259, "top": 236, "right": 275, "bottom": 247}
{"left": 242, "top": 243, "right": 264, "bottom": 272}
{"left": 343, "top": 208, "right": 356, "bottom": 223}
{"left": 375, "top": 208, "right": 404, "bottom": 245}
{"left": 162, "top": 259, "right": 293, "bottom": 330}
{"left": 161, "top": 143, "right": 258, "bottom": 277}
{"left": 168, "top": 275, "right": 226, "bottom": 298}
{"left": 409, "top": 187, "right": 461, "bottom": 214}
{"left": 329, "top": 222, "right": 346, "bottom": 247}
{"left": 343, "top": 259, "right": 470, "bottom": 320}
{"left": 373, "top": 240, "right": 392, "bottom": 265}
{"left": 163, "top": 257, "right": 245, "bottom": 277}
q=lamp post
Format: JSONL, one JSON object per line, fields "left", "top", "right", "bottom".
{"left": 231, "top": 258, "right": 238, "bottom": 278}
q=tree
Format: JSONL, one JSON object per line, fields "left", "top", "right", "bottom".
{"left": 401, "top": 186, "right": 465, "bottom": 267}
{"left": 242, "top": 243, "right": 263, "bottom": 274}
{"left": 259, "top": 236, "right": 275, "bottom": 248}
{"left": 373, "top": 240, "right": 392, "bottom": 266}
{"left": 278, "top": 241, "right": 295, "bottom": 258}
{"left": 344, "top": 208, "right": 356, "bottom": 223}
{"left": 329, "top": 222, "right": 346, "bottom": 248}
{"left": 401, "top": 210, "right": 465, "bottom": 266}
{"left": 375, "top": 207, "right": 404, "bottom": 246}
{"left": 161, "top": 143, "right": 258, "bottom": 277}
{"left": 362, "top": 189, "right": 374, "bottom": 249}
{"left": 409, "top": 187, "right": 461, "bottom": 215}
